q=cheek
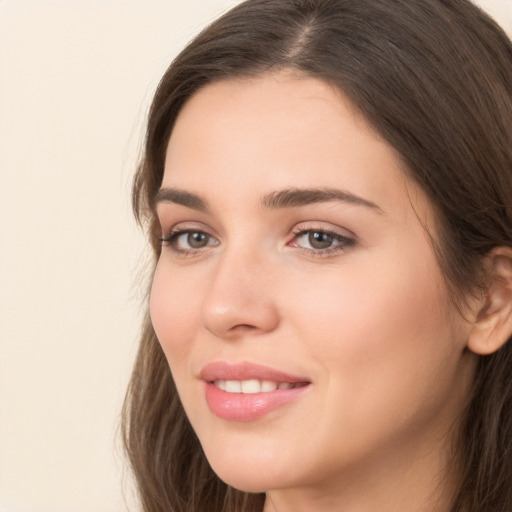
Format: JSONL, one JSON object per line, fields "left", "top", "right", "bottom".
{"left": 272, "top": 248, "right": 469, "bottom": 472}
{"left": 291, "top": 253, "right": 445, "bottom": 342}
{"left": 150, "top": 263, "right": 198, "bottom": 367}
{"left": 287, "top": 244, "right": 463, "bottom": 410}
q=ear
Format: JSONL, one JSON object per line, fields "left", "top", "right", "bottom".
{"left": 467, "top": 247, "right": 512, "bottom": 355}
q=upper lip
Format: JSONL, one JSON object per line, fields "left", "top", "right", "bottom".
{"left": 199, "top": 361, "right": 310, "bottom": 383}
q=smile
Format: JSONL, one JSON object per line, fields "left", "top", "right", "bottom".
{"left": 213, "top": 379, "right": 306, "bottom": 393}
{"left": 200, "top": 362, "right": 311, "bottom": 421}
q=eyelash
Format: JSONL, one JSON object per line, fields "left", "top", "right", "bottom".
{"left": 289, "top": 226, "right": 355, "bottom": 257}
{"left": 159, "top": 226, "right": 356, "bottom": 257}
{"left": 159, "top": 226, "right": 218, "bottom": 256}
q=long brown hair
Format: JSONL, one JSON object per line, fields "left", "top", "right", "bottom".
{"left": 122, "top": 1, "right": 512, "bottom": 511}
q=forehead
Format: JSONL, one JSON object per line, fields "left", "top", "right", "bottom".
{"left": 162, "top": 73, "right": 431, "bottom": 222}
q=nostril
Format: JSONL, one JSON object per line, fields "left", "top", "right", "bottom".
{"left": 233, "top": 324, "right": 257, "bottom": 330}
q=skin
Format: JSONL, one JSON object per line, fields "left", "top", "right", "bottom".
{"left": 150, "top": 73, "right": 479, "bottom": 512}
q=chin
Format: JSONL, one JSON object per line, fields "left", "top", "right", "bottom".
{"left": 202, "top": 443, "right": 297, "bottom": 493}
{"left": 218, "top": 474, "right": 270, "bottom": 494}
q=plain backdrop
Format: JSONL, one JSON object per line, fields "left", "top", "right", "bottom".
{"left": 0, "top": 1, "right": 510, "bottom": 511}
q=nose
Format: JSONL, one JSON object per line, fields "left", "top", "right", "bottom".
{"left": 201, "top": 248, "right": 280, "bottom": 339}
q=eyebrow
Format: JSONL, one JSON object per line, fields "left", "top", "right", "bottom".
{"left": 262, "top": 187, "right": 383, "bottom": 212}
{"left": 153, "top": 186, "right": 383, "bottom": 214}
{"left": 153, "top": 188, "right": 209, "bottom": 212}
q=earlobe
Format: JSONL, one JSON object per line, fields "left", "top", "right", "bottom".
{"left": 467, "top": 247, "right": 512, "bottom": 355}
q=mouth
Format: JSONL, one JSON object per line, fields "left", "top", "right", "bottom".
{"left": 199, "top": 360, "right": 309, "bottom": 383}
{"left": 200, "top": 362, "right": 311, "bottom": 421}
{"left": 212, "top": 379, "right": 309, "bottom": 393}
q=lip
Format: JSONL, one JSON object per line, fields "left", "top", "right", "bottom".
{"left": 199, "top": 361, "right": 308, "bottom": 383}
{"left": 200, "top": 361, "right": 311, "bottom": 422}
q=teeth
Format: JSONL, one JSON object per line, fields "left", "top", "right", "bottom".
{"left": 261, "top": 380, "right": 278, "bottom": 392}
{"left": 214, "top": 379, "right": 297, "bottom": 393}
{"left": 225, "top": 380, "right": 241, "bottom": 393}
{"left": 241, "top": 379, "right": 261, "bottom": 394}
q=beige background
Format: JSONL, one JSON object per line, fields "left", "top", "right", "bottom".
{"left": 0, "top": 1, "right": 510, "bottom": 511}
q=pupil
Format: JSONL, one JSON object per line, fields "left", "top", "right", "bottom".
{"left": 309, "top": 231, "right": 333, "bottom": 249}
{"left": 188, "top": 232, "right": 208, "bottom": 248}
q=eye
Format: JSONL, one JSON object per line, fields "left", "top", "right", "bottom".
{"left": 289, "top": 227, "right": 355, "bottom": 255}
{"left": 160, "top": 229, "right": 219, "bottom": 254}
{"left": 180, "top": 231, "right": 211, "bottom": 249}
{"left": 303, "top": 231, "right": 336, "bottom": 250}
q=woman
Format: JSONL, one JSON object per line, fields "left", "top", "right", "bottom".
{"left": 122, "top": 1, "right": 512, "bottom": 511}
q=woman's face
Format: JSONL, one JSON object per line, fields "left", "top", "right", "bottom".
{"left": 151, "top": 74, "right": 476, "bottom": 500}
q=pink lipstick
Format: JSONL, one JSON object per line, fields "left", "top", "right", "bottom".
{"left": 200, "top": 362, "right": 311, "bottom": 421}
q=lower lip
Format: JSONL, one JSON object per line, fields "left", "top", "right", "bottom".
{"left": 204, "top": 382, "right": 310, "bottom": 422}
